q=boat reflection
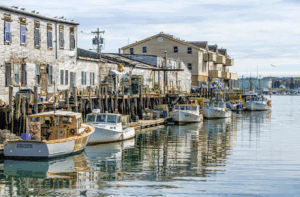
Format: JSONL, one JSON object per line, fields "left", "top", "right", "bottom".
{"left": 4, "top": 152, "right": 89, "bottom": 178}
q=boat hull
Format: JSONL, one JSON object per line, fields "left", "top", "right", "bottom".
{"left": 170, "top": 111, "right": 203, "bottom": 123}
{"left": 88, "top": 127, "right": 135, "bottom": 145}
{"left": 4, "top": 131, "right": 93, "bottom": 160}
{"left": 202, "top": 108, "right": 231, "bottom": 119}
{"left": 245, "top": 102, "right": 270, "bottom": 111}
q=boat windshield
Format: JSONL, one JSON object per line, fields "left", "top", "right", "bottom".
{"left": 107, "top": 115, "right": 117, "bottom": 123}
{"left": 96, "top": 115, "right": 106, "bottom": 123}
{"left": 86, "top": 115, "right": 96, "bottom": 122}
{"left": 174, "top": 106, "right": 180, "bottom": 110}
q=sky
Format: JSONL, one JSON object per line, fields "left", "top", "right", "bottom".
{"left": 3, "top": 0, "right": 300, "bottom": 77}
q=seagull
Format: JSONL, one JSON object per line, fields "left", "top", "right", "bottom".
{"left": 271, "top": 64, "right": 276, "bottom": 67}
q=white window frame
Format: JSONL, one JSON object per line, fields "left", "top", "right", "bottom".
{"left": 36, "top": 65, "right": 41, "bottom": 85}
{"left": 59, "top": 30, "right": 64, "bottom": 49}
{"left": 173, "top": 46, "right": 178, "bottom": 53}
{"left": 34, "top": 28, "right": 40, "bottom": 47}
{"left": 14, "top": 64, "right": 19, "bottom": 84}
{"left": 81, "top": 71, "right": 87, "bottom": 85}
{"left": 65, "top": 70, "right": 68, "bottom": 85}
{"left": 48, "top": 30, "right": 53, "bottom": 49}
{"left": 60, "top": 70, "right": 64, "bottom": 85}
{"left": 4, "top": 21, "right": 11, "bottom": 43}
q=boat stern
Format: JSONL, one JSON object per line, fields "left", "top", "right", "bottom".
{"left": 4, "top": 141, "right": 49, "bottom": 159}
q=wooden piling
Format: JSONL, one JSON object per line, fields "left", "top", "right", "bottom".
{"left": 65, "top": 89, "right": 70, "bottom": 110}
{"left": 9, "top": 86, "right": 14, "bottom": 132}
{"left": 34, "top": 86, "right": 38, "bottom": 114}
{"left": 115, "top": 87, "right": 118, "bottom": 113}
{"left": 98, "top": 85, "right": 102, "bottom": 112}
{"left": 122, "top": 86, "right": 125, "bottom": 114}
{"left": 21, "top": 96, "right": 26, "bottom": 134}
{"left": 105, "top": 86, "right": 108, "bottom": 112}
{"left": 73, "top": 87, "right": 78, "bottom": 112}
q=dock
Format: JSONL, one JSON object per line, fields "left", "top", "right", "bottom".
{"left": 126, "top": 118, "right": 166, "bottom": 131}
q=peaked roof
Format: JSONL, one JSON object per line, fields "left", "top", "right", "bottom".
{"left": 218, "top": 49, "right": 227, "bottom": 57}
{"left": 208, "top": 45, "right": 218, "bottom": 53}
{"left": 121, "top": 33, "right": 205, "bottom": 51}
{"left": 187, "top": 41, "right": 208, "bottom": 50}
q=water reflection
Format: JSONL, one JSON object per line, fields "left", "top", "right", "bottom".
{"left": 0, "top": 119, "right": 237, "bottom": 195}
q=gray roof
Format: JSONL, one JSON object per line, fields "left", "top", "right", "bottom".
{"left": 208, "top": 45, "right": 218, "bottom": 53}
{"left": 0, "top": 4, "right": 79, "bottom": 25}
{"left": 218, "top": 49, "right": 227, "bottom": 56}
{"left": 187, "top": 41, "right": 208, "bottom": 49}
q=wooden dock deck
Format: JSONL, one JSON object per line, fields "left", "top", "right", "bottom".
{"left": 126, "top": 118, "right": 166, "bottom": 131}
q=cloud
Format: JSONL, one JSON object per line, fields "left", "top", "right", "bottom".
{"left": 2, "top": 0, "right": 300, "bottom": 76}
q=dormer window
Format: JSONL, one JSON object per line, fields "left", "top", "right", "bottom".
{"left": 130, "top": 48, "right": 134, "bottom": 55}
{"left": 187, "top": 47, "right": 192, "bottom": 54}
{"left": 142, "top": 46, "right": 147, "bottom": 54}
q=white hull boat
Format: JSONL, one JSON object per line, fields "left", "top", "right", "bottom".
{"left": 170, "top": 111, "right": 203, "bottom": 123}
{"left": 202, "top": 108, "right": 231, "bottom": 118}
{"left": 245, "top": 101, "right": 270, "bottom": 111}
{"left": 202, "top": 101, "right": 232, "bottom": 119}
{"left": 170, "top": 104, "right": 203, "bottom": 123}
{"left": 86, "top": 110, "right": 135, "bottom": 145}
{"left": 4, "top": 111, "right": 94, "bottom": 159}
{"left": 89, "top": 126, "right": 135, "bottom": 144}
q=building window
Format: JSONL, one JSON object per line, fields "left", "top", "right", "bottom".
{"left": 187, "top": 47, "right": 192, "bottom": 54}
{"left": 142, "top": 47, "right": 147, "bottom": 54}
{"left": 36, "top": 65, "right": 40, "bottom": 85}
{"left": 70, "top": 72, "right": 76, "bottom": 87}
{"left": 90, "top": 72, "right": 95, "bottom": 85}
{"left": 14, "top": 64, "right": 19, "bottom": 85}
{"left": 48, "top": 30, "right": 53, "bottom": 49}
{"left": 60, "top": 70, "right": 64, "bottom": 85}
{"left": 65, "top": 70, "right": 69, "bottom": 85}
{"left": 48, "top": 65, "right": 53, "bottom": 84}
{"left": 173, "top": 46, "right": 178, "bottom": 53}
{"left": 202, "top": 64, "right": 206, "bottom": 72}
{"left": 34, "top": 28, "right": 40, "bottom": 47}
{"left": 4, "top": 22, "right": 11, "bottom": 43}
{"left": 187, "top": 63, "right": 192, "bottom": 71}
{"left": 130, "top": 48, "right": 134, "bottom": 55}
{"left": 20, "top": 25, "right": 26, "bottom": 45}
{"left": 59, "top": 26, "right": 64, "bottom": 49}
{"left": 5, "top": 63, "right": 11, "bottom": 86}
{"left": 70, "top": 27, "right": 75, "bottom": 50}
{"left": 81, "top": 71, "right": 87, "bottom": 85}
{"left": 21, "top": 64, "right": 27, "bottom": 85}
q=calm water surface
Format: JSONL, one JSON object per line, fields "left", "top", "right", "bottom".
{"left": 0, "top": 96, "right": 299, "bottom": 196}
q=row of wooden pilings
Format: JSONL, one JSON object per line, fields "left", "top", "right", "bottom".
{"left": 1, "top": 85, "right": 167, "bottom": 135}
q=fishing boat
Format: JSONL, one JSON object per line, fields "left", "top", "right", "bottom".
{"left": 227, "top": 101, "right": 243, "bottom": 111}
{"left": 4, "top": 111, "right": 94, "bottom": 159}
{"left": 202, "top": 101, "right": 232, "bottom": 119}
{"left": 244, "top": 94, "right": 271, "bottom": 111}
{"left": 85, "top": 110, "right": 135, "bottom": 145}
{"left": 170, "top": 104, "right": 203, "bottom": 123}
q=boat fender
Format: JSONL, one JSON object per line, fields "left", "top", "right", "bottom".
{"left": 70, "top": 129, "right": 76, "bottom": 135}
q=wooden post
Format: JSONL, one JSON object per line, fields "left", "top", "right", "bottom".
{"left": 34, "top": 86, "right": 38, "bottom": 114}
{"left": 139, "top": 85, "right": 143, "bottom": 119}
{"left": 89, "top": 87, "right": 92, "bottom": 111}
{"left": 110, "top": 86, "right": 113, "bottom": 113}
{"left": 65, "top": 89, "right": 70, "bottom": 110}
{"left": 22, "top": 96, "right": 26, "bottom": 134}
{"left": 122, "top": 86, "right": 125, "bottom": 114}
{"left": 15, "top": 93, "right": 21, "bottom": 121}
{"left": 115, "top": 87, "right": 118, "bottom": 113}
{"left": 9, "top": 86, "right": 14, "bottom": 133}
{"left": 98, "top": 85, "right": 102, "bottom": 112}
{"left": 127, "top": 94, "right": 131, "bottom": 116}
{"left": 73, "top": 87, "right": 78, "bottom": 112}
{"left": 105, "top": 86, "right": 108, "bottom": 112}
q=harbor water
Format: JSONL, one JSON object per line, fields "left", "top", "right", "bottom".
{"left": 0, "top": 96, "right": 299, "bottom": 196}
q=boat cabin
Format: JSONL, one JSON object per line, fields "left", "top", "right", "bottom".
{"left": 246, "top": 96, "right": 268, "bottom": 102}
{"left": 203, "top": 101, "right": 226, "bottom": 109}
{"left": 173, "top": 105, "right": 199, "bottom": 112}
{"left": 86, "top": 113, "right": 122, "bottom": 125}
{"left": 28, "top": 111, "right": 84, "bottom": 141}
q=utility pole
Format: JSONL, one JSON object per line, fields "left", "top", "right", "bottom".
{"left": 91, "top": 28, "right": 105, "bottom": 58}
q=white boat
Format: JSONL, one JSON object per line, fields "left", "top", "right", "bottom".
{"left": 245, "top": 95, "right": 271, "bottom": 111}
{"left": 4, "top": 111, "right": 95, "bottom": 159}
{"left": 202, "top": 101, "right": 232, "bottom": 119}
{"left": 170, "top": 104, "right": 203, "bottom": 123}
{"left": 86, "top": 110, "right": 135, "bottom": 145}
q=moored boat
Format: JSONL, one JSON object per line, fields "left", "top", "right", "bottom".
{"left": 170, "top": 104, "right": 203, "bottom": 123}
{"left": 86, "top": 110, "right": 135, "bottom": 145}
{"left": 202, "top": 101, "right": 232, "bottom": 119}
{"left": 4, "top": 111, "right": 94, "bottom": 159}
{"left": 244, "top": 95, "right": 271, "bottom": 111}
